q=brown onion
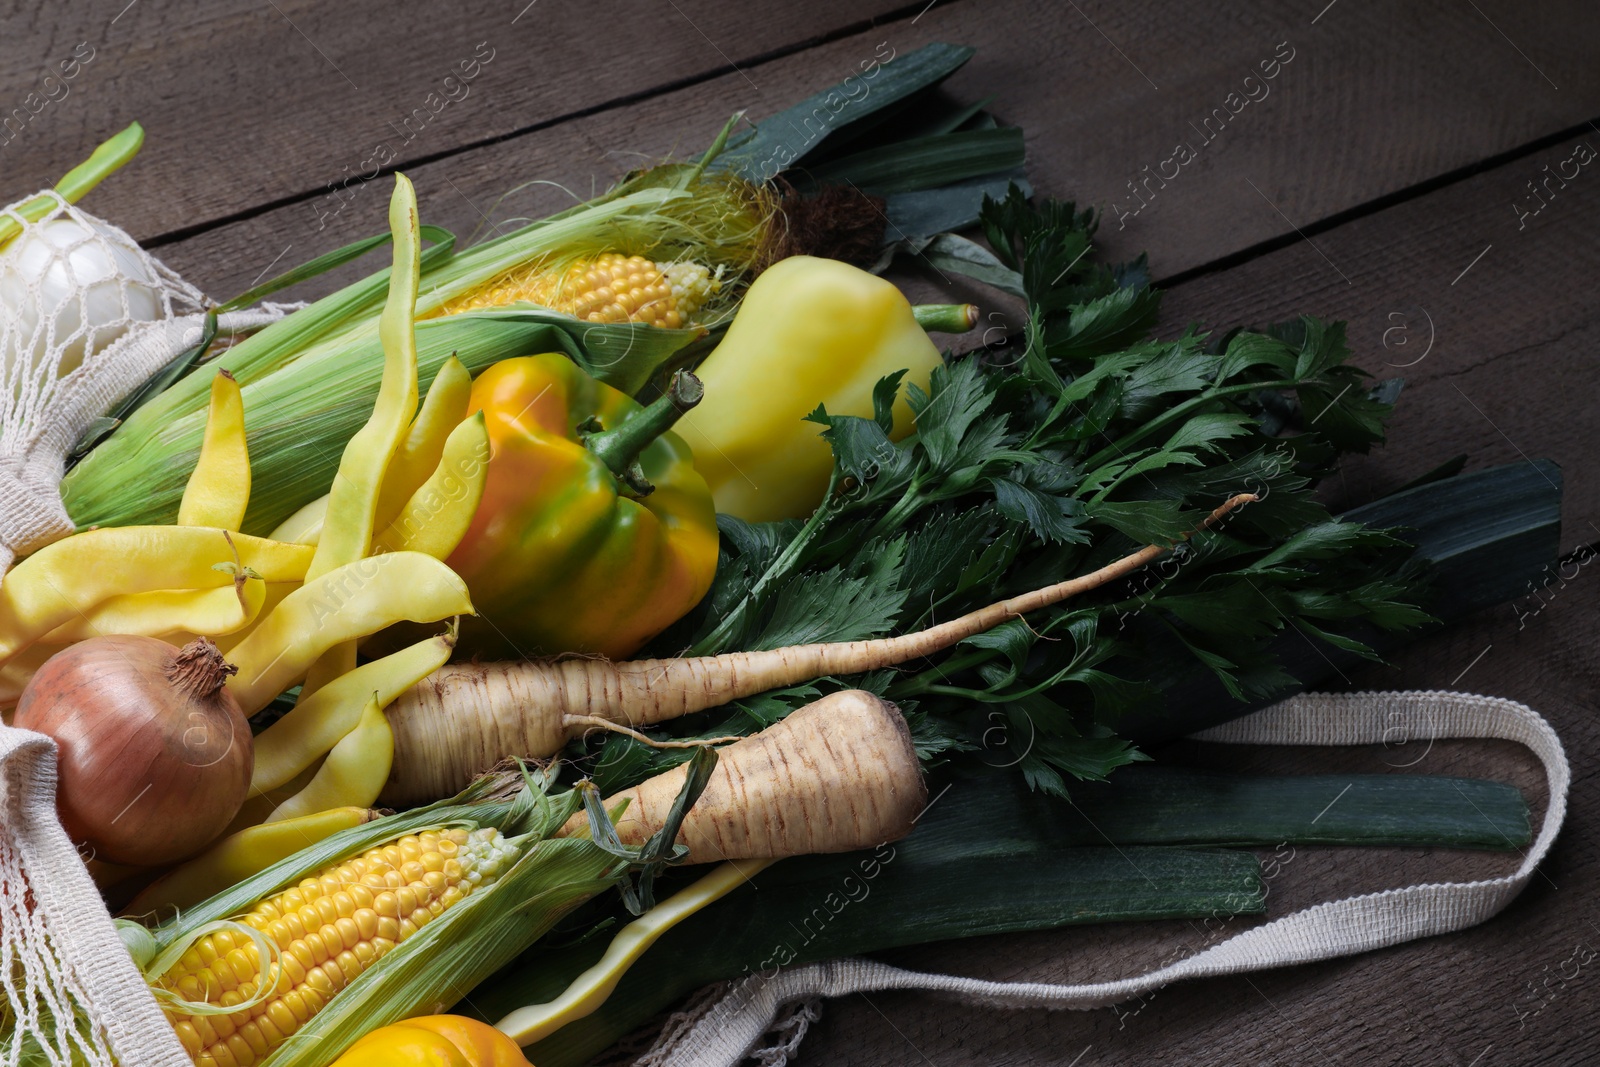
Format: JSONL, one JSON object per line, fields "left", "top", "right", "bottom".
{"left": 14, "top": 635, "right": 253, "bottom": 865}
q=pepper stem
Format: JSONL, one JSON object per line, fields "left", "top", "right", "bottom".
{"left": 587, "top": 370, "right": 704, "bottom": 482}
{"left": 913, "top": 303, "right": 980, "bottom": 333}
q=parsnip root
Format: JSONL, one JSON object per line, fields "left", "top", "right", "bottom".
{"left": 558, "top": 690, "right": 926, "bottom": 860}
{"left": 383, "top": 493, "right": 1255, "bottom": 804}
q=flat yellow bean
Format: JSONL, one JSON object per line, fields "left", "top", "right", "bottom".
{"left": 297, "top": 642, "right": 356, "bottom": 702}
{"left": 267, "top": 494, "right": 327, "bottom": 546}
{"left": 225, "top": 551, "right": 472, "bottom": 713}
{"left": 211, "top": 582, "right": 298, "bottom": 653}
{"left": 268, "top": 694, "right": 392, "bottom": 822}
{"left": 297, "top": 177, "right": 426, "bottom": 704}
{"left": 252, "top": 628, "right": 455, "bottom": 792}
{"left": 0, "top": 528, "right": 311, "bottom": 660}
{"left": 0, "top": 642, "right": 58, "bottom": 705}
{"left": 226, "top": 764, "right": 318, "bottom": 836}
{"left": 372, "top": 412, "right": 490, "bottom": 559}
{"left": 123, "top": 806, "right": 378, "bottom": 916}
{"left": 177, "top": 370, "right": 250, "bottom": 530}
{"left": 495, "top": 859, "right": 774, "bottom": 1043}
{"left": 374, "top": 355, "right": 472, "bottom": 531}
{"left": 307, "top": 175, "right": 422, "bottom": 579}
{"left": 40, "top": 578, "right": 266, "bottom": 646}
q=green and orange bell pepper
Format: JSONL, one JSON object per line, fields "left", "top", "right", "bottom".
{"left": 446, "top": 353, "right": 717, "bottom": 660}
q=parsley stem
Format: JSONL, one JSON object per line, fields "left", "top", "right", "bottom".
{"left": 888, "top": 646, "right": 999, "bottom": 697}
{"left": 689, "top": 469, "right": 842, "bottom": 656}
{"left": 866, "top": 482, "right": 926, "bottom": 543}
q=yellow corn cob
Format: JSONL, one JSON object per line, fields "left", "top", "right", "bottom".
{"left": 432, "top": 252, "right": 716, "bottom": 328}
{"left": 156, "top": 827, "right": 517, "bottom": 1067}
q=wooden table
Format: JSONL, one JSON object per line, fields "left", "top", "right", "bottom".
{"left": 4, "top": 2, "right": 1596, "bottom": 1062}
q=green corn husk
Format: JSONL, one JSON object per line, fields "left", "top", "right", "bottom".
{"left": 122, "top": 770, "right": 633, "bottom": 1067}
{"left": 135, "top": 773, "right": 527, "bottom": 947}
{"left": 61, "top": 42, "right": 1024, "bottom": 538}
{"left": 258, "top": 834, "right": 615, "bottom": 1067}
{"left": 62, "top": 180, "right": 740, "bottom": 535}
{"left": 68, "top": 309, "right": 704, "bottom": 535}
{"left": 120, "top": 744, "right": 721, "bottom": 1067}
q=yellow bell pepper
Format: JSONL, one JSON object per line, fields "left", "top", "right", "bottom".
{"left": 675, "top": 255, "right": 974, "bottom": 522}
{"left": 328, "top": 1015, "right": 533, "bottom": 1067}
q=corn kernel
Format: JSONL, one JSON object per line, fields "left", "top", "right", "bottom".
{"left": 158, "top": 826, "right": 513, "bottom": 1066}
{"left": 315, "top": 925, "right": 342, "bottom": 960}
{"left": 255, "top": 1014, "right": 285, "bottom": 1048}
{"left": 304, "top": 966, "right": 335, "bottom": 998}
{"left": 174, "top": 1021, "right": 203, "bottom": 1057}
{"left": 238, "top": 1021, "right": 269, "bottom": 1058}
{"left": 266, "top": 1000, "right": 297, "bottom": 1036}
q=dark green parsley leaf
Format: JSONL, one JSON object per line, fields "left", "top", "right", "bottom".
{"left": 610, "top": 182, "right": 1431, "bottom": 799}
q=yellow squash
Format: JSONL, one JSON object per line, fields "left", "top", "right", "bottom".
{"left": 328, "top": 1016, "right": 531, "bottom": 1067}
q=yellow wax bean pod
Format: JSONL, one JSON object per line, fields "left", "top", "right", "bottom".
{"left": 298, "top": 641, "right": 356, "bottom": 702}
{"left": 225, "top": 551, "right": 473, "bottom": 713}
{"left": 177, "top": 369, "right": 250, "bottom": 530}
{"left": 268, "top": 693, "right": 393, "bottom": 822}
{"left": 372, "top": 412, "right": 490, "bottom": 559}
{"left": 40, "top": 576, "right": 266, "bottom": 645}
{"left": 211, "top": 581, "right": 298, "bottom": 653}
{"left": 0, "top": 642, "right": 59, "bottom": 705}
{"left": 266, "top": 369, "right": 462, "bottom": 553}
{"left": 374, "top": 354, "right": 472, "bottom": 532}
{"left": 268, "top": 493, "right": 327, "bottom": 546}
{"left": 299, "top": 177, "right": 425, "bottom": 703}
{"left": 308, "top": 175, "right": 423, "bottom": 579}
{"left": 496, "top": 859, "right": 772, "bottom": 1044}
{"left": 225, "top": 762, "right": 320, "bottom": 837}
{"left": 252, "top": 627, "right": 455, "bottom": 792}
{"left": 0, "top": 528, "right": 311, "bottom": 660}
{"left": 123, "top": 805, "right": 379, "bottom": 916}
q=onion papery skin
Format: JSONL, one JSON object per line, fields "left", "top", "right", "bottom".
{"left": 15, "top": 635, "right": 253, "bottom": 865}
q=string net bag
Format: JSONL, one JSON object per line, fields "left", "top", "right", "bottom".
{"left": 0, "top": 190, "right": 293, "bottom": 1067}
{"left": 0, "top": 189, "right": 286, "bottom": 574}
{"left": 0, "top": 729, "right": 193, "bottom": 1067}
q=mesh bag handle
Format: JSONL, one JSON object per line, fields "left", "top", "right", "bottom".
{"left": 646, "top": 690, "right": 1569, "bottom": 1066}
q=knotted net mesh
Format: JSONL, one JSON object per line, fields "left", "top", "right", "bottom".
{"left": 0, "top": 192, "right": 280, "bottom": 1067}
{"left": 1, "top": 726, "right": 193, "bottom": 1067}
{"left": 0, "top": 190, "right": 205, "bottom": 573}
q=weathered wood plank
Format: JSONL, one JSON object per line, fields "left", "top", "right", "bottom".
{"left": 18, "top": 0, "right": 1597, "bottom": 295}
{"left": 793, "top": 61, "right": 1600, "bottom": 1067}
{"left": 793, "top": 582, "right": 1598, "bottom": 1066}
{"left": 0, "top": 0, "right": 915, "bottom": 239}
{"left": 1156, "top": 127, "right": 1600, "bottom": 540}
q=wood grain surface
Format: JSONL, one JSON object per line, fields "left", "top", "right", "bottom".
{"left": 3, "top": 0, "right": 1596, "bottom": 1063}
{"left": 0, "top": 0, "right": 916, "bottom": 238}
